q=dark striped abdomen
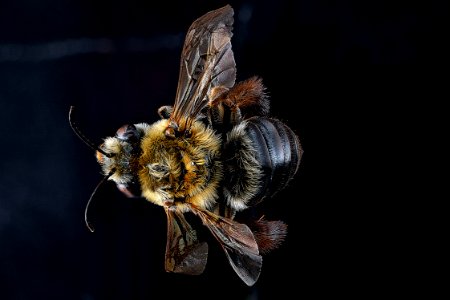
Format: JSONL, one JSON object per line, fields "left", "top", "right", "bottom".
{"left": 222, "top": 116, "right": 303, "bottom": 210}
{"left": 246, "top": 117, "right": 302, "bottom": 203}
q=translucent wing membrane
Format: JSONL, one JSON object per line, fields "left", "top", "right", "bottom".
{"left": 165, "top": 208, "right": 208, "bottom": 275}
{"left": 170, "top": 5, "right": 236, "bottom": 133}
{"left": 190, "top": 206, "right": 262, "bottom": 286}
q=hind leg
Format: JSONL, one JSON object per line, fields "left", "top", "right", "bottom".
{"left": 207, "top": 76, "right": 269, "bottom": 131}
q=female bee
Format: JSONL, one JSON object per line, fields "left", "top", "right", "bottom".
{"left": 70, "top": 4, "right": 303, "bottom": 286}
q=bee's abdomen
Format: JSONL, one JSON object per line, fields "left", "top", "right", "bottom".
{"left": 223, "top": 117, "right": 302, "bottom": 210}
{"left": 246, "top": 117, "right": 302, "bottom": 203}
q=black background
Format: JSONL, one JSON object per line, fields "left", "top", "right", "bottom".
{"left": 0, "top": 0, "right": 444, "bottom": 299}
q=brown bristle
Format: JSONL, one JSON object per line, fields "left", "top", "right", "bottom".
{"left": 227, "top": 76, "right": 269, "bottom": 117}
{"left": 248, "top": 218, "right": 288, "bottom": 255}
{"left": 228, "top": 77, "right": 264, "bottom": 103}
{"left": 209, "top": 86, "right": 229, "bottom": 102}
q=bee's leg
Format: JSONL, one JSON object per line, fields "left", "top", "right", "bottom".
{"left": 208, "top": 76, "right": 269, "bottom": 130}
{"left": 158, "top": 105, "right": 173, "bottom": 119}
{"left": 214, "top": 200, "right": 236, "bottom": 219}
{"left": 208, "top": 86, "right": 236, "bottom": 132}
{"left": 222, "top": 205, "right": 236, "bottom": 219}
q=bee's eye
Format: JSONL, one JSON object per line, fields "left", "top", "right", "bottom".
{"left": 116, "top": 124, "right": 140, "bottom": 143}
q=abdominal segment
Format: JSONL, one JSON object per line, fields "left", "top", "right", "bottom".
{"left": 223, "top": 117, "right": 303, "bottom": 210}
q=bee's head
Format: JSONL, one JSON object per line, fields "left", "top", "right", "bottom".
{"left": 69, "top": 107, "right": 145, "bottom": 232}
{"left": 96, "top": 124, "right": 146, "bottom": 189}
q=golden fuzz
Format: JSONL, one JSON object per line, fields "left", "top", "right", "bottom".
{"left": 138, "top": 119, "right": 223, "bottom": 210}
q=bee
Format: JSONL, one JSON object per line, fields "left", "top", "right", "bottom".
{"left": 69, "top": 4, "right": 303, "bottom": 286}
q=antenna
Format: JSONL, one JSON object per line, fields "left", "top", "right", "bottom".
{"left": 85, "top": 169, "right": 115, "bottom": 232}
{"left": 68, "top": 106, "right": 114, "bottom": 158}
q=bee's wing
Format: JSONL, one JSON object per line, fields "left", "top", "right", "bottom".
{"left": 193, "top": 207, "right": 262, "bottom": 286}
{"left": 164, "top": 208, "right": 208, "bottom": 275}
{"left": 170, "top": 5, "right": 236, "bottom": 132}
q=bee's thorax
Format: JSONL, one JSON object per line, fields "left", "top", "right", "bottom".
{"left": 138, "top": 119, "right": 223, "bottom": 211}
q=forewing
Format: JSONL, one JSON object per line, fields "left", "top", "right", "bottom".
{"left": 171, "top": 5, "right": 236, "bottom": 132}
{"left": 164, "top": 208, "right": 208, "bottom": 275}
{"left": 193, "top": 207, "right": 262, "bottom": 286}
